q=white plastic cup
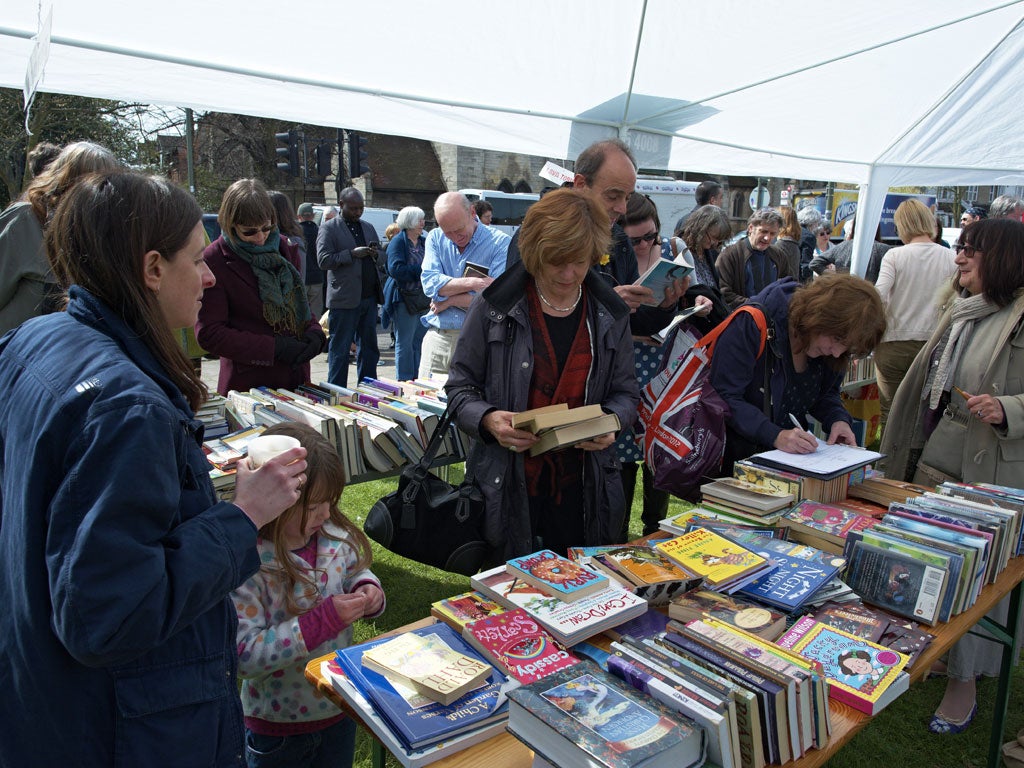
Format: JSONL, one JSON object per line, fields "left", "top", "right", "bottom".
{"left": 246, "top": 435, "right": 301, "bottom": 468}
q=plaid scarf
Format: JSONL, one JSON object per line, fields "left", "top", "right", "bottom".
{"left": 523, "top": 280, "right": 593, "bottom": 499}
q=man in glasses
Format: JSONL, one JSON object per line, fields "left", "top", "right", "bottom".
{"left": 717, "top": 207, "right": 795, "bottom": 309}
{"left": 317, "top": 187, "right": 383, "bottom": 387}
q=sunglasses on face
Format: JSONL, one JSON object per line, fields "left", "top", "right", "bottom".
{"left": 953, "top": 243, "right": 981, "bottom": 257}
{"left": 238, "top": 224, "right": 273, "bottom": 237}
{"left": 629, "top": 231, "right": 659, "bottom": 246}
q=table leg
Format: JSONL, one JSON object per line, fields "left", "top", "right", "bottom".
{"left": 373, "top": 740, "right": 385, "bottom": 768}
{"left": 977, "top": 580, "right": 1024, "bottom": 768}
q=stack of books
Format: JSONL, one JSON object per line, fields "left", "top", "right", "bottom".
{"left": 204, "top": 377, "right": 465, "bottom": 489}
{"left": 661, "top": 617, "right": 831, "bottom": 764}
{"left": 325, "top": 622, "right": 509, "bottom": 767}
{"left": 506, "top": 661, "right": 708, "bottom": 768}
{"left": 699, "top": 478, "right": 795, "bottom": 523}
{"left": 471, "top": 553, "right": 648, "bottom": 647}
{"left": 776, "top": 500, "right": 878, "bottom": 554}
{"left": 667, "top": 588, "right": 788, "bottom": 642}
{"left": 511, "top": 403, "right": 621, "bottom": 457}
{"left": 655, "top": 528, "right": 775, "bottom": 593}
{"left": 567, "top": 543, "right": 701, "bottom": 605}
{"left": 847, "top": 476, "right": 931, "bottom": 507}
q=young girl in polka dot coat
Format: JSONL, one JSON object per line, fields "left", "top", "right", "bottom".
{"left": 233, "top": 423, "right": 385, "bottom": 768}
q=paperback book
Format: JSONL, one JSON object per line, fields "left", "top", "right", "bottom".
{"left": 777, "top": 618, "right": 910, "bottom": 715}
{"left": 506, "top": 549, "right": 609, "bottom": 602}
{"left": 634, "top": 253, "right": 696, "bottom": 306}
{"left": 843, "top": 541, "right": 947, "bottom": 625}
{"left": 700, "top": 478, "right": 795, "bottom": 516}
{"left": 463, "top": 608, "right": 580, "bottom": 685}
{"left": 656, "top": 528, "right": 773, "bottom": 592}
{"left": 727, "top": 533, "right": 843, "bottom": 613}
{"left": 430, "top": 591, "right": 507, "bottom": 632}
{"left": 667, "top": 589, "right": 788, "bottom": 642}
{"left": 777, "top": 500, "right": 877, "bottom": 552}
{"left": 528, "top": 413, "right": 621, "bottom": 456}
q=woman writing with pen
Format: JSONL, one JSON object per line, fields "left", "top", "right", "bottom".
{"left": 707, "top": 274, "right": 886, "bottom": 474}
{"left": 881, "top": 218, "right": 1024, "bottom": 736}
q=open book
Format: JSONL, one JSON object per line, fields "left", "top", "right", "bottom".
{"left": 634, "top": 251, "right": 695, "bottom": 305}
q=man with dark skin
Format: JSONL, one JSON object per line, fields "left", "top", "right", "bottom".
{"left": 317, "top": 187, "right": 382, "bottom": 386}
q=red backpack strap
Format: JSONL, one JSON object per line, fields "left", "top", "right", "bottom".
{"left": 695, "top": 304, "right": 769, "bottom": 359}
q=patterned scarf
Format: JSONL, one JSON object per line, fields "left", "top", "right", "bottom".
{"left": 927, "top": 291, "right": 999, "bottom": 409}
{"left": 225, "top": 231, "right": 310, "bottom": 337}
{"left": 523, "top": 280, "right": 593, "bottom": 499}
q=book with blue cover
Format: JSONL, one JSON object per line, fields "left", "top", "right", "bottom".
{"left": 333, "top": 622, "right": 508, "bottom": 750}
{"left": 726, "top": 532, "right": 844, "bottom": 612}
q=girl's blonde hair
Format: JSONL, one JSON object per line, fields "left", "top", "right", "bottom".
{"left": 256, "top": 422, "right": 372, "bottom": 615}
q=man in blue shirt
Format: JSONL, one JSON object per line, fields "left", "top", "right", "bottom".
{"left": 418, "top": 192, "right": 510, "bottom": 379}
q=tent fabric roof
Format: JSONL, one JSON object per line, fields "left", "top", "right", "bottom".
{"left": 2, "top": 0, "right": 1023, "bottom": 185}
{"left": 3, "top": 1, "right": 1024, "bottom": 271}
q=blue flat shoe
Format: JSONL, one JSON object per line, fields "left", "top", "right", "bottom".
{"left": 929, "top": 703, "right": 977, "bottom": 734}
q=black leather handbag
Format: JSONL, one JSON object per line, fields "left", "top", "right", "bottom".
{"left": 363, "top": 407, "right": 488, "bottom": 575}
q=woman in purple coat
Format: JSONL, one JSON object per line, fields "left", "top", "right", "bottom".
{"left": 197, "top": 179, "right": 326, "bottom": 395}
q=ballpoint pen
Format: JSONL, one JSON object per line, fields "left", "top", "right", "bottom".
{"left": 788, "top": 413, "right": 807, "bottom": 432}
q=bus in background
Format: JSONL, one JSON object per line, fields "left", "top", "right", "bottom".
{"left": 458, "top": 189, "right": 539, "bottom": 236}
{"left": 633, "top": 177, "right": 699, "bottom": 240}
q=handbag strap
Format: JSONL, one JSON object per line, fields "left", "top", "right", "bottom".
{"left": 418, "top": 404, "right": 456, "bottom": 470}
{"left": 695, "top": 304, "right": 769, "bottom": 358}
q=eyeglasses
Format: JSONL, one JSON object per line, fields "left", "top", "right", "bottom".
{"left": 953, "top": 243, "right": 982, "bottom": 257}
{"left": 238, "top": 224, "right": 273, "bottom": 237}
{"left": 629, "top": 231, "right": 659, "bottom": 246}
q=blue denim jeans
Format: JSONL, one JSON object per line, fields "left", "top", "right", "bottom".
{"left": 392, "top": 303, "right": 428, "bottom": 381}
{"left": 245, "top": 718, "right": 356, "bottom": 768}
{"left": 327, "top": 298, "right": 379, "bottom": 387}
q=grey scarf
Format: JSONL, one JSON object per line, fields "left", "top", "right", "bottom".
{"left": 927, "top": 291, "right": 999, "bottom": 409}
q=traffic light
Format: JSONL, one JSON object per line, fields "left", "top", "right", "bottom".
{"left": 275, "top": 130, "right": 300, "bottom": 176}
{"left": 314, "top": 141, "right": 332, "bottom": 177}
{"left": 347, "top": 132, "right": 369, "bottom": 178}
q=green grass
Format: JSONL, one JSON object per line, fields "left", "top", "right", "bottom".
{"left": 339, "top": 473, "right": 1024, "bottom": 768}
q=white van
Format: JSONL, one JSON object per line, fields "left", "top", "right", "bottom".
{"left": 458, "top": 189, "right": 539, "bottom": 236}
{"left": 634, "top": 177, "right": 699, "bottom": 239}
{"left": 313, "top": 204, "right": 399, "bottom": 243}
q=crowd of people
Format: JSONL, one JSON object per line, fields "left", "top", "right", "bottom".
{"left": 0, "top": 136, "right": 1022, "bottom": 766}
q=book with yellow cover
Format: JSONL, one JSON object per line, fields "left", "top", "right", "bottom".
{"left": 655, "top": 528, "right": 772, "bottom": 591}
{"left": 361, "top": 631, "right": 493, "bottom": 706}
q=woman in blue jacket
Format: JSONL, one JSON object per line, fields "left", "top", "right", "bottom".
{"left": 383, "top": 206, "right": 429, "bottom": 380}
{"left": 0, "top": 171, "right": 308, "bottom": 767}
{"left": 708, "top": 274, "right": 886, "bottom": 474}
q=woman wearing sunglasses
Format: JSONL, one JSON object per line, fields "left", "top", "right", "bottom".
{"left": 882, "top": 218, "right": 1024, "bottom": 736}
{"left": 197, "top": 178, "right": 326, "bottom": 395}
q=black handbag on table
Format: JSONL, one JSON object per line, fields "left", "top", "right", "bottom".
{"left": 363, "top": 406, "right": 488, "bottom": 576}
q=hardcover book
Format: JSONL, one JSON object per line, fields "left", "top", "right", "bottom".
{"left": 463, "top": 608, "right": 580, "bottom": 685}
{"left": 506, "top": 549, "right": 609, "bottom": 602}
{"left": 472, "top": 565, "right": 648, "bottom": 646}
{"left": 778, "top": 620, "right": 910, "bottom": 715}
{"left": 333, "top": 622, "right": 508, "bottom": 751}
{"left": 656, "top": 529, "right": 772, "bottom": 592}
{"left": 667, "top": 589, "right": 787, "bottom": 642}
{"left": 506, "top": 661, "right": 707, "bottom": 768}
{"left": 527, "top": 412, "right": 621, "bottom": 456}
{"left": 511, "top": 403, "right": 605, "bottom": 433}
{"left": 462, "top": 261, "right": 490, "bottom": 279}
{"left": 361, "top": 631, "right": 493, "bottom": 706}
{"left": 430, "top": 591, "right": 507, "bottom": 632}
{"left": 700, "top": 478, "right": 795, "bottom": 515}
{"left": 733, "top": 459, "right": 803, "bottom": 499}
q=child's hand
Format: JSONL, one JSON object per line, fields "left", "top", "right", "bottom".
{"left": 353, "top": 583, "right": 385, "bottom": 616}
{"left": 330, "top": 592, "right": 368, "bottom": 626}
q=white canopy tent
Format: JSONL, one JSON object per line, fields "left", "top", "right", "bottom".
{"left": 2, "top": 0, "right": 1024, "bottom": 272}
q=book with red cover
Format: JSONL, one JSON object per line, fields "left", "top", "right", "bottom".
{"left": 463, "top": 608, "right": 579, "bottom": 685}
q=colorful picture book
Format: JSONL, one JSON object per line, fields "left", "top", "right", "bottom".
{"left": 472, "top": 565, "right": 648, "bottom": 647}
{"left": 463, "top": 608, "right": 580, "bottom": 685}
{"left": 506, "top": 661, "right": 707, "bottom": 768}
{"left": 361, "top": 631, "right": 492, "bottom": 705}
{"left": 506, "top": 549, "right": 609, "bottom": 602}
{"left": 656, "top": 528, "right": 773, "bottom": 592}
{"left": 430, "top": 591, "right": 507, "bottom": 632}
{"left": 778, "top": 500, "right": 877, "bottom": 551}
{"left": 777, "top": 618, "right": 910, "bottom": 715}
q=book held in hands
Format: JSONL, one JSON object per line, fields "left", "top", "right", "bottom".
{"left": 634, "top": 253, "right": 696, "bottom": 306}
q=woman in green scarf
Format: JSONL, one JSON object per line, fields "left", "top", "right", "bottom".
{"left": 197, "top": 178, "right": 326, "bottom": 395}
